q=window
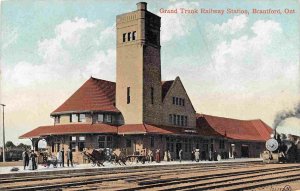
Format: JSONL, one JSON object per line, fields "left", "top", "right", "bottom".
{"left": 126, "top": 139, "right": 131, "bottom": 148}
{"left": 98, "top": 114, "right": 104, "bottom": 122}
{"left": 176, "top": 97, "right": 179, "bottom": 105}
{"left": 173, "top": 114, "right": 176, "bottom": 125}
{"left": 173, "top": 97, "right": 175, "bottom": 104}
{"left": 132, "top": 31, "right": 136, "bottom": 40}
{"left": 169, "top": 114, "right": 172, "bottom": 124}
{"left": 71, "top": 114, "right": 78, "bottom": 123}
{"left": 182, "top": 99, "right": 185, "bottom": 106}
{"left": 106, "top": 114, "right": 112, "bottom": 123}
{"left": 56, "top": 143, "right": 60, "bottom": 152}
{"left": 70, "top": 136, "right": 76, "bottom": 142}
{"left": 79, "top": 136, "right": 85, "bottom": 141}
{"left": 177, "top": 115, "right": 180, "bottom": 125}
{"left": 179, "top": 98, "right": 182, "bottom": 106}
{"left": 181, "top": 115, "right": 184, "bottom": 126}
{"left": 78, "top": 142, "right": 85, "bottom": 151}
{"left": 219, "top": 140, "right": 225, "bottom": 149}
{"left": 51, "top": 143, "right": 55, "bottom": 152}
{"left": 107, "top": 136, "right": 113, "bottom": 148}
{"left": 127, "top": 87, "right": 130, "bottom": 104}
{"left": 54, "top": 116, "right": 60, "bottom": 124}
{"left": 98, "top": 136, "right": 113, "bottom": 148}
{"left": 98, "top": 136, "right": 105, "bottom": 148}
{"left": 128, "top": 32, "right": 131, "bottom": 41}
{"left": 70, "top": 142, "right": 76, "bottom": 152}
{"left": 150, "top": 136, "right": 154, "bottom": 148}
{"left": 184, "top": 116, "right": 188, "bottom": 126}
{"left": 79, "top": 114, "right": 86, "bottom": 122}
{"left": 123, "top": 33, "right": 126, "bottom": 42}
{"left": 151, "top": 87, "right": 154, "bottom": 104}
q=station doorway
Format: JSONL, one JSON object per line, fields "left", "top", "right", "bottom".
{"left": 241, "top": 144, "right": 249, "bottom": 157}
{"left": 175, "top": 143, "right": 182, "bottom": 159}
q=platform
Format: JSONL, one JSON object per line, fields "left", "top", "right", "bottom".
{"left": 0, "top": 158, "right": 262, "bottom": 178}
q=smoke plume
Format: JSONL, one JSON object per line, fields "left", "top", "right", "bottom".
{"left": 273, "top": 102, "right": 300, "bottom": 129}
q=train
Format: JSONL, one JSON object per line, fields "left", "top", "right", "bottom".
{"left": 263, "top": 134, "right": 300, "bottom": 163}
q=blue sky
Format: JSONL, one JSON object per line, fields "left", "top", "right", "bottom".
{"left": 1, "top": 0, "right": 299, "bottom": 144}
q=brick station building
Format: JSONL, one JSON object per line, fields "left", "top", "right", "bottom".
{"left": 20, "top": 2, "right": 272, "bottom": 163}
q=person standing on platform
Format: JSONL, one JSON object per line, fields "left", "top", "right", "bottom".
{"left": 191, "top": 149, "right": 195, "bottom": 161}
{"left": 31, "top": 150, "right": 37, "bottom": 170}
{"left": 209, "top": 150, "right": 212, "bottom": 161}
{"left": 167, "top": 150, "right": 172, "bottom": 161}
{"left": 195, "top": 149, "right": 200, "bottom": 162}
{"left": 67, "top": 147, "right": 73, "bottom": 167}
{"left": 22, "top": 149, "right": 29, "bottom": 170}
{"left": 61, "top": 148, "right": 65, "bottom": 167}
{"left": 179, "top": 149, "right": 183, "bottom": 162}
{"left": 155, "top": 149, "right": 160, "bottom": 163}
{"left": 148, "top": 150, "right": 153, "bottom": 163}
{"left": 57, "top": 150, "right": 62, "bottom": 167}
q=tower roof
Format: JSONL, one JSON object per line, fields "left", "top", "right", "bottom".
{"left": 51, "top": 77, "right": 119, "bottom": 115}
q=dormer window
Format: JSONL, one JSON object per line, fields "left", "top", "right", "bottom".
{"left": 54, "top": 116, "right": 60, "bottom": 124}
{"left": 79, "top": 114, "right": 86, "bottom": 122}
{"left": 71, "top": 114, "right": 78, "bottom": 123}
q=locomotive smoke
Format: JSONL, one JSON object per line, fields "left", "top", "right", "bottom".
{"left": 273, "top": 102, "right": 300, "bottom": 130}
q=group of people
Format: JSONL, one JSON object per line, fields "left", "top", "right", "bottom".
{"left": 22, "top": 149, "right": 37, "bottom": 170}
{"left": 22, "top": 147, "right": 74, "bottom": 170}
{"left": 55, "top": 147, "right": 74, "bottom": 167}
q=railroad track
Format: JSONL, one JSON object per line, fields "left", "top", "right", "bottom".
{"left": 0, "top": 161, "right": 261, "bottom": 184}
{"left": 2, "top": 162, "right": 299, "bottom": 191}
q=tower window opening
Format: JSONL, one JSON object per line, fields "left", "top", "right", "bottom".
{"left": 127, "top": 87, "right": 131, "bottom": 104}
{"left": 151, "top": 87, "right": 154, "bottom": 104}
{"left": 123, "top": 33, "right": 126, "bottom": 42}
{"left": 128, "top": 32, "right": 131, "bottom": 41}
{"left": 132, "top": 31, "right": 136, "bottom": 40}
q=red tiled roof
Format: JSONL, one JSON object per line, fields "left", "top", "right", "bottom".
{"left": 52, "top": 77, "right": 118, "bottom": 115}
{"left": 19, "top": 123, "right": 118, "bottom": 139}
{"left": 197, "top": 114, "right": 273, "bottom": 141}
{"left": 118, "top": 123, "right": 199, "bottom": 135}
{"left": 161, "top": 80, "right": 174, "bottom": 100}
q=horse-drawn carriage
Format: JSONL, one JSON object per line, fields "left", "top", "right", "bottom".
{"left": 82, "top": 148, "right": 151, "bottom": 167}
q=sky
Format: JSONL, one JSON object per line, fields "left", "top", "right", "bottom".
{"left": 1, "top": 0, "right": 299, "bottom": 145}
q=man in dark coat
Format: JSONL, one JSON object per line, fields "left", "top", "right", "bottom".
{"left": 67, "top": 147, "right": 73, "bottom": 167}
{"left": 22, "top": 149, "right": 29, "bottom": 170}
{"left": 61, "top": 148, "right": 65, "bottom": 167}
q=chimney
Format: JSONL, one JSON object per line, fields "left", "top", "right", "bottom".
{"left": 137, "top": 2, "right": 147, "bottom": 11}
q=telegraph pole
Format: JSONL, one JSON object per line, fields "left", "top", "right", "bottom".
{"left": 1, "top": 104, "right": 5, "bottom": 162}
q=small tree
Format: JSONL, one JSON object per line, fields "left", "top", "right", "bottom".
{"left": 5, "top": 141, "right": 16, "bottom": 149}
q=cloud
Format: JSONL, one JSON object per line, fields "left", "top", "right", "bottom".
{"left": 54, "top": 17, "right": 96, "bottom": 46}
{"left": 213, "top": 15, "right": 248, "bottom": 35}
{"left": 2, "top": 17, "right": 116, "bottom": 144}
{"left": 208, "top": 19, "right": 293, "bottom": 91}
{"left": 158, "top": 1, "right": 200, "bottom": 43}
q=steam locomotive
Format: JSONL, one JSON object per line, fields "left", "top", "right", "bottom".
{"left": 263, "top": 133, "right": 300, "bottom": 163}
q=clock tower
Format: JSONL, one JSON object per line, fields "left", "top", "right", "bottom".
{"left": 116, "top": 2, "right": 162, "bottom": 125}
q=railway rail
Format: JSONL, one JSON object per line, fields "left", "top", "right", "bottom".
{"left": 1, "top": 161, "right": 299, "bottom": 191}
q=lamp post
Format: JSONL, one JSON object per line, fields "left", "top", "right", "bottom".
{"left": 0, "top": 104, "right": 5, "bottom": 162}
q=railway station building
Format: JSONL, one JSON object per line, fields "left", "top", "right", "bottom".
{"left": 20, "top": 2, "right": 272, "bottom": 163}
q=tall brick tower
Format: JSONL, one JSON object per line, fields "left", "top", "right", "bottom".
{"left": 116, "top": 2, "right": 162, "bottom": 125}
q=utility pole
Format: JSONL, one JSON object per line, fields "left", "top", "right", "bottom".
{"left": 1, "top": 104, "right": 5, "bottom": 162}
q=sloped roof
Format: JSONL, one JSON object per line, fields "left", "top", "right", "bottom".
{"left": 118, "top": 123, "right": 199, "bottom": 135}
{"left": 161, "top": 80, "right": 174, "bottom": 100}
{"left": 52, "top": 77, "right": 118, "bottom": 115}
{"left": 197, "top": 114, "right": 273, "bottom": 141}
{"left": 19, "top": 123, "right": 118, "bottom": 139}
